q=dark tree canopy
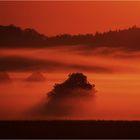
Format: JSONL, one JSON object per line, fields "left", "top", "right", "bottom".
{"left": 48, "top": 73, "right": 95, "bottom": 98}
{"left": 62, "top": 73, "right": 94, "bottom": 89}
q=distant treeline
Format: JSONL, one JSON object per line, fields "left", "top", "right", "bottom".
{"left": 1, "top": 24, "right": 140, "bottom": 50}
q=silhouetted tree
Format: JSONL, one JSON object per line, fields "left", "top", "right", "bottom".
{"left": 1, "top": 24, "right": 140, "bottom": 51}
{"left": 48, "top": 73, "right": 95, "bottom": 98}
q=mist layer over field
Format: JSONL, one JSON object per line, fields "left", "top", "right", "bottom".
{"left": 0, "top": 45, "right": 140, "bottom": 120}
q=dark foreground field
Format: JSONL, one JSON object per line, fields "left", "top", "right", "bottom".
{"left": 1, "top": 120, "right": 140, "bottom": 138}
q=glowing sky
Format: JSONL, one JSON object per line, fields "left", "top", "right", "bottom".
{"left": 0, "top": 1, "right": 140, "bottom": 36}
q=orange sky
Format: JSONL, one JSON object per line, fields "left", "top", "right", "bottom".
{"left": 0, "top": 1, "right": 140, "bottom": 36}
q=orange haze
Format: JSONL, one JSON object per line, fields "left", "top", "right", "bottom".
{"left": 1, "top": 1, "right": 140, "bottom": 35}
{"left": 1, "top": 1, "right": 140, "bottom": 120}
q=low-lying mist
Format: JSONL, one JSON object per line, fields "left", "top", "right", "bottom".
{"left": 1, "top": 72, "right": 140, "bottom": 120}
{"left": 29, "top": 89, "right": 96, "bottom": 120}
{"left": 1, "top": 45, "right": 140, "bottom": 73}
{"left": 0, "top": 45, "right": 140, "bottom": 120}
{"left": 27, "top": 73, "right": 96, "bottom": 120}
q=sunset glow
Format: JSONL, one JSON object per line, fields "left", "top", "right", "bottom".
{"left": 1, "top": 1, "right": 140, "bottom": 121}
{"left": 1, "top": 1, "right": 140, "bottom": 35}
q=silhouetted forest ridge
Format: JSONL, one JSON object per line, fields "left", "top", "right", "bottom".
{"left": 1, "top": 24, "right": 140, "bottom": 50}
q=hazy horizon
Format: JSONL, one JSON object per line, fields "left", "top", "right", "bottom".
{"left": 1, "top": 1, "right": 140, "bottom": 121}
{"left": 1, "top": 1, "right": 140, "bottom": 36}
